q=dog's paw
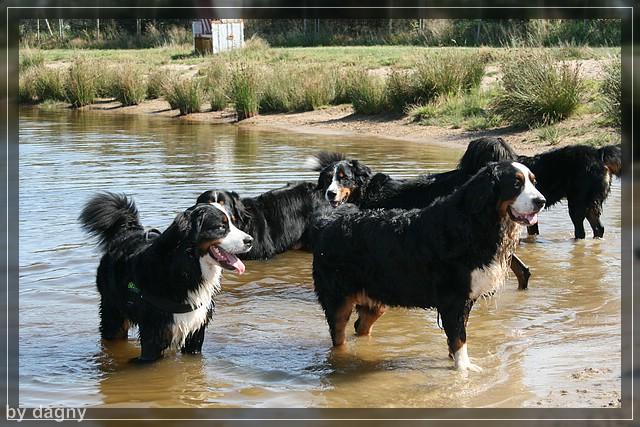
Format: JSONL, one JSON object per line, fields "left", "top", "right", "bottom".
{"left": 456, "top": 361, "right": 483, "bottom": 372}
{"left": 453, "top": 344, "right": 482, "bottom": 372}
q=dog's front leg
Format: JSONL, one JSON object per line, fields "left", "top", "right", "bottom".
{"left": 441, "top": 298, "right": 481, "bottom": 372}
{"left": 510, "top": 255, "right": 531, "bottom": 290}
{"left": 181, "top": 323, "right": 208, "bottom": 355}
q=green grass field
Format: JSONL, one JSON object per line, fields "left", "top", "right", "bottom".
{"left": 31, "top": 44, "right": 619, "bottom": 69}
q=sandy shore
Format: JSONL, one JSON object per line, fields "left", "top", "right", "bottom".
{"left": 67, "top": 97, "right": 617, "bottom": 156}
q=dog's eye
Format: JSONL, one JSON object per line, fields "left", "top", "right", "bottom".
{"left": 532, "top": 179, "right": 538, "bottom": 186}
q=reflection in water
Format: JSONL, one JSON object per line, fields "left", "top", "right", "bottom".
{"left": 18, "top": 106, "right": 621, "bottom": 408}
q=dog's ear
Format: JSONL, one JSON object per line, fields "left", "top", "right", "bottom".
{"left": 227, "top": 191, "right": 246, "bottom": 222}
{"left": 351, "top": 160, "right": 373, "bottom": 185}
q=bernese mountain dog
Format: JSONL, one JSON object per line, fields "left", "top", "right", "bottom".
{"left": 310, "top": 139, "right": 533, "bottom": 290}
{"left": 79, "top": 192, "right": 253, "bottom": 363}
{"left": 196, "top": 181, "right": 328, "bottom": 260}
{"left": 518, "top": 144, "right": 622, "bottom": 239}
{"left": 311, "top": 161, "right": 546, "bottom": 371}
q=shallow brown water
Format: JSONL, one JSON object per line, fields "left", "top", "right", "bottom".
{"left": 18, "top": 106, "right": 621, "bottom": 408}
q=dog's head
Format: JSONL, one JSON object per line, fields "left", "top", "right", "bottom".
{"left": 317, "top": 159, "right": 372, "bottom": 207}
{"left": 467, "top": 161, "right": 546, "bottom": 226}
{"left": 196, "top": 190, "right": 246, "bottom": 225}
{"left": 181, "top": 203, "right": 253, "bottom": 274}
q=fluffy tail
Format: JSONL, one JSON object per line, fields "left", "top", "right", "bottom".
{"left": 305, "top": 151, "right": 346, "bottom": 171}
{"left": 79, "top": 192, "right": 142, "bottom": 251}
{"left": 599, "top": 144, "right": 622, "bottom": 176}
{"left": 458, "top": 137, "right": 518, "bottom": 174}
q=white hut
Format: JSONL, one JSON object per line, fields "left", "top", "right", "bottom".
{"left": 192, "top": 19, "right": 244, "bottom": 55}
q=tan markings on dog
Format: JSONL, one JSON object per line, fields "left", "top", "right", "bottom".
{"left": 338, "top": 171, "right": 345, "bottom": 179}
{"left": 497, "top": 196, "right": 518, "bottom": 218}
{"left": 331, "top": 296, "right": 356, "bottom": 347}
{"left": 222, "top": 215, "right": 228, "bottom": 224}
{"left": 352, "top": 290, "right": 386, "bottom": 336}
{"left": 218, "top": 200, "right": 225, "bottom": 206}
{"left": 515, "top": 171, "right": 525, "bottom": 182}
{"left": 355, "top": 304, "right": 387, "bottom": 336}
{"left": 336, "top": 187, "right": 352, "bottom": 203}
{"left": 449, "top": 337, "right": 465, "bottom": 354}
{"left": 198, "top": 239, "right": 220, "bottom": 253}
{"left": 529, "top": 172, "right": 536, "bottom": 182}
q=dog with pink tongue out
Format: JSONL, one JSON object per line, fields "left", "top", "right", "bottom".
{"left": 80, "top": 193, "right": 253, "bottom": 363}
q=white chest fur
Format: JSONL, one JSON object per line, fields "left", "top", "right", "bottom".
{"left": 170, "top": 256, "right": 222, "bottom": 349}
{"left": 469, "top": 219, "right": 521, "bottom": 300}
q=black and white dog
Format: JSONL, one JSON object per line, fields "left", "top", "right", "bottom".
{"left": 310, "top": 139, "right": 533, "bottom": 290}
{"left": 80, "top": 192, "right": 253, "bottom": 363}
{"left": 196, "top": 181, "right": 328, "bottom": 260}
{"left": 443, "top": 138, "right": 622, "bottom": 239}
{"left": 311, "top": 151, "right": 373, "bottom": 208}
{"left": 312, "top": 161, "right": 545, "bottom": 371}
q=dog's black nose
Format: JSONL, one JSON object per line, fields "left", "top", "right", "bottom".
{"left": 243, "top": 236, "right": 253, "bottom": 247}
{"left": 326, "top": 190, "right": 337, "bottom": 200}
{"left": 533, "top": 196, "right": 546, "bottom": 210}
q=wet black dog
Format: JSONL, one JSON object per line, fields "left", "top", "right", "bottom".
{"left": 518, "top": 144, "right": 622, "bottom": 239}
{"left": 310, "top": 138, "right": 533, "bottom": 290}
{"left": 196, "top": 181, "right": 328, "bottom": 260}
{"left": 80, "top": 192, "right": 253, "bottom": 362}
{"left": 312, "top": 161, "right": 546, "bottom": 371}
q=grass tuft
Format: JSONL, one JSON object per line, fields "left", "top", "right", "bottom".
{"left": 349, "top": 70, "right": 388, "bottom": 115}
{"left": 146, "top": 68, "right": 167, "bottom": 99}
{"left": 111, "top": 64, "right": 147, "bottom": 106}
{"left": 202, "top": 59, "right": 231, "bottom": 111}
{"left": 490, "top": 51, "right": 584, "bottom": 127}
{"left": 230, "top": 64, "right": 261, "bottom": 120}
{"left": 163, "top": 75, "right": 205, "bottom": 115}
{"left": 599, "top": 58, "right": 621, "bottom": 128}
{"left": 64, "top": 58, "right": 98, "bottom": 108}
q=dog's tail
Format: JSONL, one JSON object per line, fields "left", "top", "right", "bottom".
{"left": 305, "top": 151, "right": 346, "bottom": 171}
{"left": 599, "top": 144, "right": 622, "bottom": 176}
{"left": 79, "top": 192, "right": 142, "bottom": 251}
{"left": 458, "top": 137, "right": 518, "bottom": 175}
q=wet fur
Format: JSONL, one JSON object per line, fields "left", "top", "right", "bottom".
{"left": 312, "top": 162, "right": 534, "bottom": 369}
{"left": 517, "top": 144, "right": 622, "bottom": 239}
{"left": 197, "top": 182, "right": 328, "bottom": 260}
{"left": 79, "top": 192, "right": 234, "bottom": 362}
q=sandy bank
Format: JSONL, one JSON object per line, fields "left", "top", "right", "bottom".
{"left": 63, "top": 98, "right": 618, "bottom": 156}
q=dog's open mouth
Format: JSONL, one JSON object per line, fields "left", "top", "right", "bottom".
{"left": 208, "top": 245, "right": 245, "bottom": 274}
{"left": 329, "top": 199, "right": 344, "bottom": 208}
{"left": 508, "top": 207, "right": 539, "bottom": 226}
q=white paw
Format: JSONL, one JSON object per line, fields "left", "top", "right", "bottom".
{"left": 456, "top": 361, "right": 483, "bottom": 372}
{"left": 453, "top": 343, "right": 482, "bottom": 372}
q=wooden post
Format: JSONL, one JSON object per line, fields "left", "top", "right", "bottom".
{"left": 36, "top": 19, "right": 40, "bottom": 41}
{"left": 303, "top": 18, "right": 307, "bottom": 33}
{"left": 315, "top": 18, "right": 319, "bottom": 35}
{"left": 136, "top": 19, "right": 141, "bottom": 36}
{"left": 59, "top": 19, "right": 63, "bottom": 39}
{"left": 45, "top": 19, "right": 53, "bottom": 37}
{"left": 389, "top": 19, "right": 392, "bottom": 34}
{"left": 96, "top": 19, "right": 100, "bottom": 39}
{"left": 476, "top": 20, "right": 481, "bottom": 45}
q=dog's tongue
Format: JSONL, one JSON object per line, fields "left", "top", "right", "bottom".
{"left": 523, "top": 212, "right": 538, "bottom": 225}
{"left": 226, "top": 253, "right": 245, "bottom": 275}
